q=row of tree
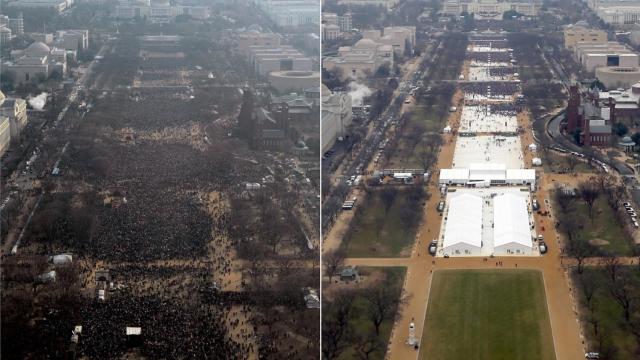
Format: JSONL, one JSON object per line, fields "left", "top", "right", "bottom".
{"left": 322, "top": 271, "right": 407, "bottom": 360}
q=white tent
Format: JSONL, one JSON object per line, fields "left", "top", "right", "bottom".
{"left": 439, "top": 168, "right": 470, "bottom": 184}
{"left": 393, "top": 173, "right": 413, "bottom": 179}
{"left": 505, "top": 169, "right": 536, "bottom": 186}
{"left": 442, "top": 193, "right": 483, "bottom": 256}
{"left": 532, "top": 157, "right": 542, "bottom": 166}
{"left": 493, "top": 193, "right": 532, "bottom": 255}
{"left": 126, "top": 327, "right": 142, "bottom": 336}
{"left": 51, "top": 254, "right": 73, "bottom": 265}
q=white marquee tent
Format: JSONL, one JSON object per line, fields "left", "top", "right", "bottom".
{"left": 493, "top": 193, "right": 533, "bottom": 255}
{"left": 442, "top": 193, "right": 483, "bottom": 256}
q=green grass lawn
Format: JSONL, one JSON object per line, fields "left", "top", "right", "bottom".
{"left": 386, "top": 108, "right": 442, "bottom": 169}
{"left": 573, "top": 268, "right": 640, "bottom": 359}
{"left": 420, "top": 270, "right": 556, "bottom": 360}
{"left": 569, "top": 197, "right": 634, "bottom": 256}
{"left": 337, "top": 267, "right": 406, "bottom": 360}
{"left": 343, "top": 190, "right": 421, "bottom": 257}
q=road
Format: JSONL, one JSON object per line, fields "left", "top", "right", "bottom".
{"left": 323, "top": 38, "right": 439, "bottom": 240}
{"left": 2, "top": 40, "right": 112, "bottom": 256}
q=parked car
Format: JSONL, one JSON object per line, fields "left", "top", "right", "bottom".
{"left": 428, "top": 242, "right": 437, "bottom": 255}
{"left": 539, "top": 242, "right": 547, "bottom": 254}
{"left": 585, "top": 352, "right": 600, "bottom": 359}
{"left": 437, "top": 201, "right": 445, "bottom": 212}
{"left": 532, "top": 199, "right": 539, "bottom": 211}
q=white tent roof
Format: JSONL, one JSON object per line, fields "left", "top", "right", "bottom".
{"left": 443, "top": 193, "right": 483, "bottom": 249}
{"left": 440, "top": 168, "right": 469, "bottom": 181}
{"left": 126, "top": 327, "right": 142, "bottom": 335}
{"left": 393, "top": 173, "right": 413, "bottom": 179}
{"left": 493, "top": 193, "right": 532, "bottom": 248}
{"left": 52, "top": 254, "right": 72, "bottom": 265}
{"left": 505, "top": 169, "right": 536, "bottom": 181}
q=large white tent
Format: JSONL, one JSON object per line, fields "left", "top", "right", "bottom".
{"left": 438, "top": 165, "right": 535, "bottom": 187}
{"left": 493, "top": 193, "right": 532, "bottom": 255}
{"left": 442, "top": 193, "right": 483, "bottom": 256}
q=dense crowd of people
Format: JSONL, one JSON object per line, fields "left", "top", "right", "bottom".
{"left": 467, "top": 51, "right": 512, "bottom": 63}
{"left": 78, "top": 292, "right": 247, "bottom": 359}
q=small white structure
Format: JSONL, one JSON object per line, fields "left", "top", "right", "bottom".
{"left": 443, "top": 125, "right": 452, "bottom": 133}
{"left": 393, "top": 172, "right": 413, "bottom": 180}
{"left": 51, "top": 254, "right": 72, "bottom": 265}
{"left": 532, "top": 157, "right": 542, "bottom": 166}
{"left": 126, "top": 327, "right": 142, "bottom": 336}
{"left": 528, "top": 143, "right": 537, "bottom": 151}
{"left": 442, "top": 193, "right": 483, "bottom": 256}
{"left": 36, "top": 270, "right": 56, "bottom": 283}
{"left": 493, "top": 193, "right": 533, "bottom": 255}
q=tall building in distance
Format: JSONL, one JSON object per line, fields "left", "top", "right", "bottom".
{"left": 0, "top": 14, "right": 24, "bottom": 36}
{"left": 254, "top": 0, "right": 320, "bottom": 27}
{"left": 337, "top": 0, "right": 399, "bottom": 10}
{"left": 563, "top": 23, "right": 608, "bottom": 50}
{"left": 441, "top": 0, "right": 540, "bottom": 19}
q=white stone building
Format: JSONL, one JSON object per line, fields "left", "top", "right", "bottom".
{"left": 323, "top": 38, "right": 394, "bottom": 79}
{"left": 441, "top": 0, "right": 540, "bottom": 19}
{"left": 6, "top": 41, "right": 67, "bottom": 84}
{"left": 0, "top": 91, "right": 28, "bottom": 139}
{"left": 321, "top": 84, "right": 352, "bottom": 152}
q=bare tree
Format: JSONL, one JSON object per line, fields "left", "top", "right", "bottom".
{"left": 558, "top": 213, "right": 580, "bottom": 243}
{"left": 380, "top": 187, "right": 398, "bottom": 216}
{"left": 578, "top": 180, "right": 601, "bottom": 219}
{"left": 399, "top": 205, "right": 419, "bottom": 236}
{"left": 363, "top": 275, "right": 407, "bottom": 335}
{"left": 405, "top": 122, "right": 426, "bottom": 151}
{"left": 565, "top": 155, "right": 579, "bottom": 172}
{"left": 608, "top": 270, "right": 635, "bottom": 322}
{"left": 553, "top": 185, "right": 574, "bottom": 213}
{"left": 584, "top": 308, "right": 601, "bottom": 337}
{"left": 627, "top": 316, "right": 640, "bottom": 355}
{"left": 579, "top": 273, "right": 597, "bottom": 309}
{"left": 418, "top": 143, "right": 438, "bottom": 172}
{"left": 322, "top": 290, "right": 356, "bottom": 360}
{"left": 324, "top": 249, "right": 346, "bottom": 283}
{"left": 602, "top": 254, "right": 621, "bottom": 283}
{"left": 595, "top": 172, "right": 615, "bottom": 194}
{"left": 374, "top": 212, "right": 385, "bottom": 241}
{"left": 355, "top": 334, "right": 384, "bottom": 360}
{"left": 568, "top": 235, "right": 592, "bottom": 274}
